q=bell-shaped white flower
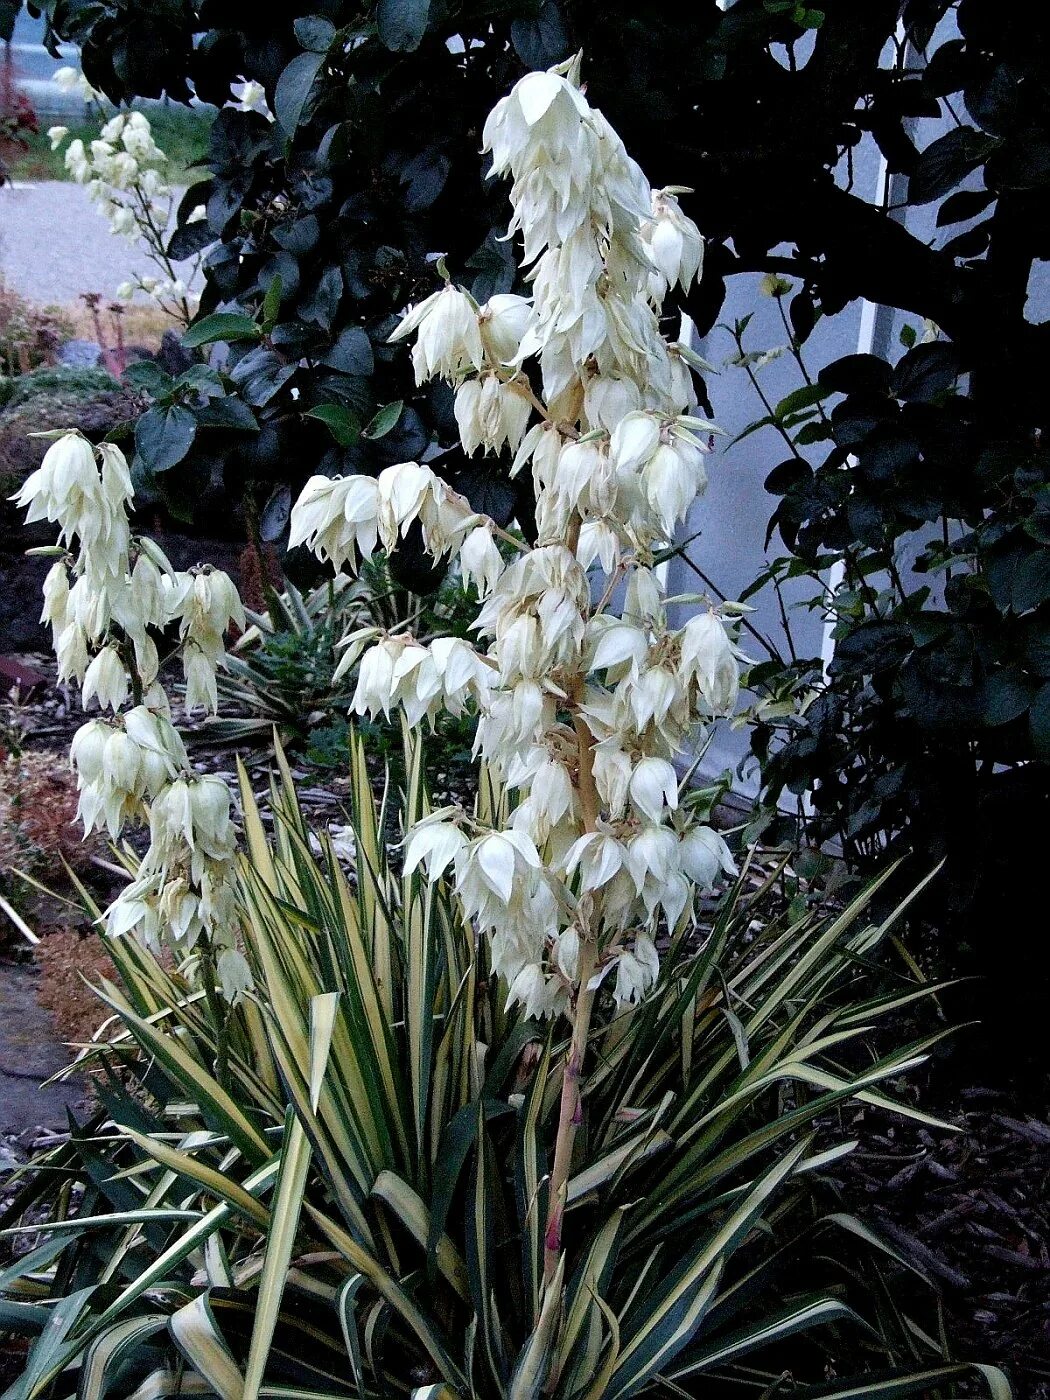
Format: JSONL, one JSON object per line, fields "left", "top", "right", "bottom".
{"left": 628, "top": 757, "right": 679, "bottom": 823}
{"left": 478, "top": 293, "right": 532, "bottom": 363}
{"left": 40, "top": 560, "right": 70, "bottom": 630}
{"left": 642, "top": 189, "right": 704, "bottom": 298}
{"left": 454, "top": 375, "right": 532, "bottom": 457}
{"left": 562, "top": 830, "right": 627, "bottom": 893}
{"left": 404, "top": 819, "right": 469, "bottom": 880}
{"left": 613, "top": 933, "right": 660, "bottom": 1007}
{"left": 459, "top": 525, "right": 504, "bottom": 597}
{"left": 70, "top": 718, "right": 111, "bottom": 786}
{"left": 680, "top": 826, "right": 737, "bottom": 889}
{"left": 351, "top": 637, "right": 399, "bottom": 719}
{"left": 430, "top": 635, "right": 490, "bottom": 713}
{"left": 390, "top": 284, "right": 484, "bottom": 384}
{"left": 681, "top": 611, "right": 739, "bottom": 714}
{"left": 584, "top": 375, "right": 642, "bottom": 433}
{"left": 191, "top": 776, "right": 234, "bottom": 856}
{"left": 506, "top": 962, "right": 567, "bottom": 1020}
{"left": 289, "top": 474, "right": 381, "bottom": 570}
{"left": 13, "top": 431, "right": 98, "bottom": 526}
{"left": 82, "top": 644, "right": 129, "bottom": 712}
{"left": 183, "top": 646, "right": 218, "bottom": 715}
{"left": 609, "top": 411, "right": 661, "bottom": 476}
{"left": 419, "top": 476, "right": 477, "bottom": 558}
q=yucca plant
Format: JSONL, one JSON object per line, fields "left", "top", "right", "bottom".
{"left": 0, "top": 735, "right": 1007, "bottom": 1400}
{"left": 206, "top": 576, "right": 372, "bottom": 746}
{"left": 209, "top": 563, "right": 479, "bottom": 756}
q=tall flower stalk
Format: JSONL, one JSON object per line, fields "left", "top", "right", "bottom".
{"left": 13, "top": 430, "right": 249, "bottom": 1063}
{"left": 290, "top": 56, "right": 742, "bottom": 1286}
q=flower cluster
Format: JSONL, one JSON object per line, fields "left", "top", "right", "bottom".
{"left": 291, "top": 57, "right": 742, "bottom": 1023}
{"left": 14, "top": 431, "right": 249, "bottom": 998}
{"left": 48, "top": 106, "right": 201, "bottom": 322}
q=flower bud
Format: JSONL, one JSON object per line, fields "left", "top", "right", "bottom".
{"left": 104, "top": 729, "right": 142, "bottom": 791}
{"left": 71, "top": 718, "right": 112, "bottom": 784}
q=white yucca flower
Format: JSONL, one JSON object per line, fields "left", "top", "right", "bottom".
{"left": 289, "top": 474, "right": 380, "bottom": 568}
{"left": 613, "top": 933, "right": 660, "bottom": 1006}
{"left": 642, "top": 188, "right": 704, "bottom": 297}
{"left": 681, "top": 611, "right": 740, "bottom": 715}
{"left": 454, "top": 375, "right": 532, "bottom": 456}
{"left": 390, "top": 284, "right": 485, "bottom": 383}
{"left": 478, "top": 293, "right": 532, "bottom": 363}
{"left": 680, "top": 825, "right": 738, "bottom": 889}
{"left": 82, "top": 644, "right": 130, "bottom": 712}
{"left": 19, "top": 416, "right": 248, "bottom": 996}
{"left": 458, "top": 525, "right": 505, "bottom": 596}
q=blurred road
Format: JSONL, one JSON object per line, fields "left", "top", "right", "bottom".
{"left": 0, "top": 180, "right": 202, "bottom": 307}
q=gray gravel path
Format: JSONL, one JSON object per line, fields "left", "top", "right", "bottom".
{"left": 0, "top": 181, "right": 202, "bottom": 307}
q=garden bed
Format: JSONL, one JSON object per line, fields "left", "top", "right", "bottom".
{"left": 1, "top": 664, "right": 1048, "bottom": 1395}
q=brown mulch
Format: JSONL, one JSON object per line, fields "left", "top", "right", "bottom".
{"left": 828, "top": 1084, "right": 1050, "bottom": 1395}
{"left": 32, "top": 927, "right": 118, "bottom": 1050}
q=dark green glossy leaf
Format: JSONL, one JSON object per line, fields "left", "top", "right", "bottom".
{"left": 294, "top": 15, "right": 336, "bottom": 51}
{"left": 124, "top": 361, "right": 174, "bottom": 397}
{"left": 306, "top": 403, "right": 361, "bottom": 447}
{"left": 363, "top": 400, "right": 404, "bottom": 439}
{"left": 322, "top": 326, "right": 374, "bottom": 376}
{"left": 908, "top": 127, "right": 999, "bottom": 204}
{"left": 775, "top": 383, "right": 830, "bottom": 419}
{"left": 134, "top": 404, "right": 197, "bottom": 474}
{"left": 182, "top": 313, "right": 260, "bottom": 349}
{"left": 891, "top": 343, "right": 960, "bottom": 402}
{"left": 262, "top": 273, "right": 284, "bottom": 329}
{"left": 229, "top": 348, "right": 297, "bottom": 407}
{"left": 167, "top": 219, "right": 213, "bottom": 261}
{"left": 818, "top": 354, "right": 891, "bottom": 396}
{"left": 510, "top": 2, "right": 569, "bottom": 70}
{"left": 376, "top": 0, "right": 430, "bottom": 51}
{"left": 274, "top": 50, "right": 325, "bottom": 136}
{"left": 935, "top": 187, "right": 995, "bottom": 226}
{"left": 1011, "top": 549, "right": 1050, "bottom": 613}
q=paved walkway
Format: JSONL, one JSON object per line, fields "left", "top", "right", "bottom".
{"left": 0, "top": 962, "right": 84, "bottom": 1130}
{"left": 0, "top": 181, "right": 202, "bottom": 307}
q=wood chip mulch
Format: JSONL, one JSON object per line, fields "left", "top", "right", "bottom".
{"left": 826, "top": 1086, "right": 1050, "bottom": 1394}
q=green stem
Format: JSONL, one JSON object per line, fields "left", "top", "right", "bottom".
{"left": 199, "top": 936, "right": 230, "bottom": 1090}
{"left": 243, "top": 485, "right": 284, "bottom": 623}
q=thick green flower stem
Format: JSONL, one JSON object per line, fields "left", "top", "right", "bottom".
{"left": 543, "top": 709, "right": 602, "bottom": 1285}
{"left": 543, "top": 939, "right": 598, "bottom": 1284}
{"left": 199, "top": 937, "right": 231, "bottom": 1090}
